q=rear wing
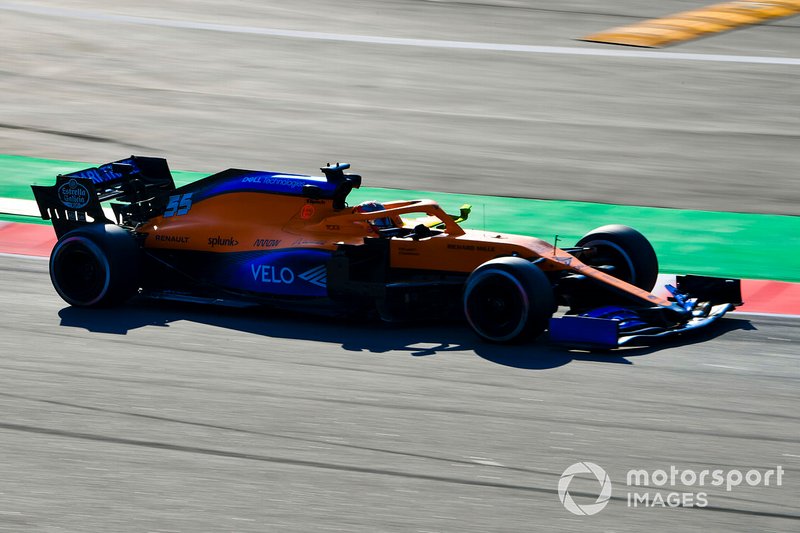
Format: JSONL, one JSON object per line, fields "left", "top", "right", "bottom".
{"left": 31, "top": 156, "right": 175, "bottom": 237}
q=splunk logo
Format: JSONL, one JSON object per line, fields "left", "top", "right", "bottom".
{"left": 208, "top": 235, "right": 239, "bottom": 247}
{"left": 558, "top": 462, "right": 613, "bottom": 516}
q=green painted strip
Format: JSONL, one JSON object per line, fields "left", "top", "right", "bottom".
{"left": 0, "top": 213, "right": 50, "bottom": 226}
{"left": 2, "top": 154, "right": 798, "bottom": 282}
{"left": 349, "top": 189, "right": 800, "bottom": 282}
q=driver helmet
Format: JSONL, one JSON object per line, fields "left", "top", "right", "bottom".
{"left": 354, "top": 201, "right": 394, "bottom": 228}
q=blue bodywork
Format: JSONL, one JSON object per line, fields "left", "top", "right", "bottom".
{"left": 206, "top": 249, "right": 332, "bottom": 298}
{"left": 198, "top": 171, "right": 337, "bottom": 200}
{"left": 549, "top": 276, "right": 741, "bottom": 349}
{"left": 65, "top": 157, "right": 139, "bottom": 184}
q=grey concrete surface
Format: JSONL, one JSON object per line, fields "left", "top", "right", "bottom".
{"left": 1, "top": 2, "right": 799, "bottom": 531}
{"left": 1, "top": 1, "right": 798, "bottom": 214}
{"left": 1, "top": 255, "right": 798, "bottom": 532}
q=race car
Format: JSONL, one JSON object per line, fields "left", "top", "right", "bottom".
{"left": 31, "top": 156, "right": 742, "bottom": 348}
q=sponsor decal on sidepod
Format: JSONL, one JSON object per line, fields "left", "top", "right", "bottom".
{"left": 208, "top": 236, "right": 239, "bottom": 247}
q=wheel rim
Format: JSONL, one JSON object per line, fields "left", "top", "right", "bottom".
{"left": 51, "top": 237, "right": 110, "bottom": 305}
{"left": 582, "top": 239, "right": 636, "bottom": 285}
{"left": 464, "top": 270, "right": 529, "bottom": 341}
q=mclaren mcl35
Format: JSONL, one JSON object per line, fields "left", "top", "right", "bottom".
{"left": 32, "top": 156, "right": 742, "bottom": 348}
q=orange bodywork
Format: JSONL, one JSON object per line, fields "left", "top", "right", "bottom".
{"left": 139, "top": 192, "right": 672, "bottom": 308}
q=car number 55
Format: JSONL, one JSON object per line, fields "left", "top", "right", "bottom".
{"left": 164, "top": 193, "right": 193, "bottom": 217}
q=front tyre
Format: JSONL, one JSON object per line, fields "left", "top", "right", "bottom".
{"left": 576, "top": 224, "right": 659, "bottom": 292}
{"left": 50, "top": 224, "right": 140, "bottom": 307}
{"left": 463, "top": 257, "right": 555, "bottom": 343}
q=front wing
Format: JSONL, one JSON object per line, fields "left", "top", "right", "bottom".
{"left": 549, "top": 275, "right": 742, "bottom": 349}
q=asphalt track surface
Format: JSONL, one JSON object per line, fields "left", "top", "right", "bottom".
{"left": 1, "top": 1, "right": 799, "bottom": 531}
{"left": 1, "top": 0, "right": 799, "bottom": 214}
{"left": 1, "top": 255, "right": 799, "bottom": 532}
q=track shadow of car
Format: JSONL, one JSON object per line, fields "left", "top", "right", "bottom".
{"left": 477, "top": 317, "right": 756, "bottom": 369}
{"left": 56, "top": 300, "right": 755, "bottom": 371}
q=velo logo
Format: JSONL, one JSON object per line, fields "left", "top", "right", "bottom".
{"left": 558, "top": 462, "right": 613, "bottom": 516}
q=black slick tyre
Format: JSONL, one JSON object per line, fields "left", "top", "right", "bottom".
{"left": 49, "top": 224, "right": 140, "bottom": 307}
{"left": 576, "top": 224, "right": 659, "bottom": 292}
{"left": 463, "top": 257, "right": 555, "bottom": 343}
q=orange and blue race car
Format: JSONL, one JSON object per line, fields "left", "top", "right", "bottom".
{"left": 31, "top": 156, "right": 742, "bottom": 349}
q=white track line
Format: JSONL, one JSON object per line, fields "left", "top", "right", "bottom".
{"left": 0, "top": 198, "right": 39, "bottom": 217}
{"left": 1, "top": 3, "right": 799, "bottom": 66}
{"left": 0, "top": 197, "right": 115, "bottom": 220}
{"left": 0, "top": 252, "right": 48, "bottom": 261}
{"left": 731, "top": 311, "right": 800, "bottom": 319}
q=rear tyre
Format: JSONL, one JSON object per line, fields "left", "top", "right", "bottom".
{"left": 49, "top": 224, "right": 140, "bottom": 307}
{"left": 463, "top": 257, "right": 555, "bottom": 343}
{"left": 576, "top": 224, "right": 658, "bottom": 292}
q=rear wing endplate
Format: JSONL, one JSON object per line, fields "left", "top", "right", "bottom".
{"left": 31, "top": 156, "right": 175, "bottom": 237}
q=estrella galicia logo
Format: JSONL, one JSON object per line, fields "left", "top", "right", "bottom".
{"left": 57, "top": 179, "right": 90, "bottom": 209}
{"left": 558, "top": 462, "right": 612, "bottom": 516}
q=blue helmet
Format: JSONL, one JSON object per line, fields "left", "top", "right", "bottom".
{"left": 354, "top": 201, "right": 394, "bottom": 228}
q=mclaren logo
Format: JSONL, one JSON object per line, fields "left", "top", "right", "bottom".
{"left": 298, "top": 265, "right": 327, "bottom": 288}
